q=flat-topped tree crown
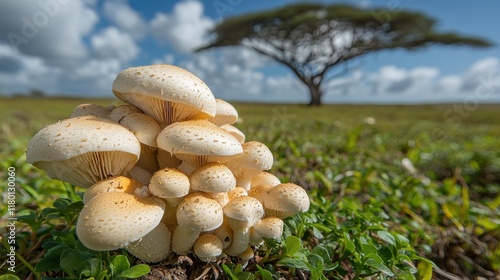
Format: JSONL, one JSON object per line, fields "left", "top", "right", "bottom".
{"left": 197, "top": 3, "right": 492, "bottom": 106}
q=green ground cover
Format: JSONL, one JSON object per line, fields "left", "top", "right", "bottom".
{"left": 0, "top": 97, "right": 499, "bottom": 279}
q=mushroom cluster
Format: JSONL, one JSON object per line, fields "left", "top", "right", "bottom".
{"left": 26, "top": 64, "right": 310, "bottom": 263}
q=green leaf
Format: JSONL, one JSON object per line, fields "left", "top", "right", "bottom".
{"left": 60, "top": 248, "right": 93, "bottom": 273}
{"left": 256, "top": 265, "right": 273, "bottom": 280}
{"left": 312, "top": 245, "right": 330, "bottom": 262}
{"left": 35, "top": 254, "right": 62, "bottom": 272}
{"left": 110, "top": 255, "right": 130, "bottom": 276}
{"left": 365, "top": 258, "right": 394, "bottom": 276}
{"left": 285, "top": 236, "right": 302, "bottom": 256}
{"left": 277, "top": 258, "right": 309, "bottom": 270}
{"left": 0, "top": 275, "right": 21, "bottom": 280}
{"left": 343, "top": 233, "right": 355, "bottom": 253}
{"left": 377, "top": 230, "right": 396, "bottom": 246}
{"left": 416, "top": 261, "right": 433, "bottom": 280}
{"left": 117, "top": 264, "right": 151, "bottom": 278}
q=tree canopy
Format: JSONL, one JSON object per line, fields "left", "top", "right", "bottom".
{"left": 197, "top": 3, "right": 492, "bottom": 106}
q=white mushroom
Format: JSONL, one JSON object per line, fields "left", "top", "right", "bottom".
{"left": 125, "top": 223, "right": 171, "bottom": 263}
{"left": 190, "top": 163, "right": 236, "bottom": 193}
{"left": 26, "top": 116, "right": 141, "bottom": 188}
{"left": 209, "top": 99, "right": 239, "bottom": 126}
{"left": 107, "top": 104, "right": 143, "bottom": 123}
{"left": 263, "top": 183, "right": 310, "bottom": 218}
{"left": 171, "top": 193, "right": 223, "bottom": 254}
{"left": 83, "top": 175, "right": 144, "bottom": 203}
{"left": 70, "top": 103, "right": 114, "bottom": 119}
{"left": 220, "top": 124, "right": 245, "bottom": 144}
{"left": 223, "top": 196, "right": 264, "bottom": 256}
{"left": 112, "top": 64, "right": 217, "bottom": 126}
{"left": 119, "top": 113, "right": 161, "bottom": 173}
{"left": 149, "top": 168, "right": 190, "bottom": 207}
{"left": 76, "top": 192, "right": 165, "bottom": 251}
{"left": 157, "top": 120, "right": 243, "bottom": 168}
{"left": 249, "top": 216, "right": 284, "bottom": 246}
{"left": 193, "top": 234, "right": 223, "bottom": 262}
{"left": 225, "top": 141, "right": 273, "bottom": 190}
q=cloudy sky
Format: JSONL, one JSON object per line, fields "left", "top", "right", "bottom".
{"left": 0, "top": 0, "right": 499, "bottom": 104}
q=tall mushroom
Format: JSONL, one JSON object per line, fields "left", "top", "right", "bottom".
{"left": 112, "top": 64, "right": 217, "bottom": 126}
{"left": 26, "top": 116, "right": 141, "bottom": 188}
{"left": 171, "top": 193, "right": 223, "bottom": 254}
{"left": 223, "top": 196, "right": 264, "bottom": 256}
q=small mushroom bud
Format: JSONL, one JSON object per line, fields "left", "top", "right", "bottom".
{"left": 149, "top": 168, "right": 190, "bottom": 207}
{"left": 193, "top": 234, "right": 223, "bottom": 262}
{"left": 263, "top": 183, "right": 310, "bottom": 218}
{"left": 125, "top": 223, "right": 171, "bottom": 263}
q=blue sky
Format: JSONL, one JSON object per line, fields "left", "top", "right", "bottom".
{"left": 0, "top": 0, "right": 499, "bottom": 103}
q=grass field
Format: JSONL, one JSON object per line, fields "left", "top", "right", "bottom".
{"left": 0, "top": 97, "right": 499, "bottom": 279}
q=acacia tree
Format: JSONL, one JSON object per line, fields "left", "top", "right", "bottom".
{"left": 197, "top": 3, "right": 492, "bottom": 106}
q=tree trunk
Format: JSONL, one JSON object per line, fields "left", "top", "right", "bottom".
{"left": 307, "top": 83, "right": 323, "bottom": 106}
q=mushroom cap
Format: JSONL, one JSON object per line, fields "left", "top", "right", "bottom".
{"left": 157, "top": 120, "right": 242, "bottom": 166}
{"left": 263, "top": 183, "right": 310, "bottom": 218}
{"left": 112, "top": 64, "right": 217, "bottom": 123}
{"left": 223, "top": 196, "right": 264, "bottom": 230}
{"left": 70, "top": 103, "right": 114, "bottom": 119}
{"left": 193, "top": 234, "right": 223, "bottom": 262}
{"left": 176, "top": 193, "right": 223, "bottom": 232}
{"left": 149, "top": 168, "right": 190, "bottom": 201}
{"left": 125, "top": 223, "right": 171, "bottom": 263}
{"left": 226, "top": 141, "right": 273, "bottom": 172}
{"left": 227, "top": 187, "right": 248, "bottom": 201}
{"left": 252, "top": 216, "right": 283, "bottom": 240}
{"left": 220, "top": 124, "right": 245, "bottom": 144}
{"left": 190, "top": 163, "right": 236, "bottom": 193}
{"left": 209, "top": 99, "right": 239, "bottom": 126}
{"left": 26, "top": 116, "right": 141, "bottom": 188}
{"left": 251, "top": 172, "right": 281, "bottom": 188}
{"left": 107, "top": 104, "right": 143, "bottom": 123}
{"left": 27, "top": 116, "right": 140, "bottom": 162}
{"left": 119, "top": 113, "right": 161, "bottom": 147}
{"left": 83, "top": 175, "right": 144, "bottom": 203}
{"left": 76, "top": 192, "right": 165, "bottom": 251}
{"left": 225, "top": 141, "right": 273, "bottom": 190}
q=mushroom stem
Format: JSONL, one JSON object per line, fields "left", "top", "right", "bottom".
{"left": 224, "top": 228, "right": 250, "bottom": 256}
{"left": 171, "top": 225, "right": 200, "bottom": 254}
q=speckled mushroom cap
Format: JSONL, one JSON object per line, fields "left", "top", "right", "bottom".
{"left": 190, "top": 163, "right": 236, "bottom": 193}
{"left": 225, "top": 141, "right": 273, "bottom": 190}
{"left": 76, "top": 191, "right": 165, "bottom": 251}
{"left": 157, "top": 120, "right": 243, "bottom": 167}
{"left": 251, "top": 172, "right": 281, "bottom": 188}
{"left": 176, "top": 193, "right": 223, "bottom": 232}
{"left": 119, "top": 113, "right": 161, "bottom": 148}
{"left": 252, "top": 216, "right": 283, "bottom": 240}
{"left": 262, "top": 183, "right": 310, "bottom": 218}
{"left": 223, "top": 196, "right": 264, "bottom": 230}
{"left": 107, "top": 104, "right": 143, "bottom": 123}
{"left": 70, "top": 103, "right": 114, "bottom": 119}
{"left": 209, "top": 99, "right": 239, "bottom": 126}
{"left": 26, "top": 116, "right": 141, "bottom": 188}
{"left": 149, "top": 168, "right": 190, "bottom": 207}
{"left": 112, "top": 64, "right": 217, "bottom": 125}
{"left": 220, "top": 124, "right": 245, "bottom": 144}
{"left": 125, "top": 223, "right": 171, "bottom": 263}
{"left": 83, "top": 175, "right": 144, "bottom": 203}
{"left": 193, "top": 234, "right": 223, "bottom": 262}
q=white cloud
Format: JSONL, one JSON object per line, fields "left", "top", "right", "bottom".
{"left": 150, "top": 0, "right": 214, "bottom": 53}
{"left": 103, "top": 0, "right": 148, "bottom": 40}
{"left": 0, "top": 0, "right": 98, "bottom": 65}
{"left": 91, "top": 26, "right": 140, "bottom": 61}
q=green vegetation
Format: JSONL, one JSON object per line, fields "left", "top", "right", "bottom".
{"left": 1, "top": 97, "right": 499, "bottom": 279}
